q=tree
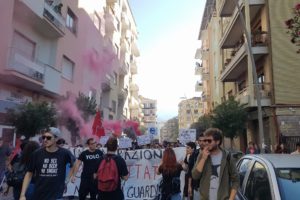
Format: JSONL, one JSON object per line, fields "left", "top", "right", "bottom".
{"left": 190, "top": 114, "right": 212, "bottom": 138}
{"left": 7, "top": 101, "right": 57, "bottom": 138}
{"left": 212, "top": 96, "right": 247, "bottom": 147}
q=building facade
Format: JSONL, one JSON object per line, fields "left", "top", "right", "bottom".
{"left": 196, "top": 0, "right": 300, "bottom": 151}
{"left": 178, "top": 97, "right": 203, "bottom": 129}
{"left": 0, "top": 0, "right": 142, "bottom": 142}
{"left": 160, "top": 117, "right": 179, "bottom": 143}
{"left": 140, "top": 96, "right": 157, "bottom": 128}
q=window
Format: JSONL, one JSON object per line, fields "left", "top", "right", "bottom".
{"left": 244, "top": 162, "right": 271, "bottom": 200}
{"left": 113, "top": 72, "right": 117, "bottom": 85}
{"left": 13, "top": 31, "right": 35, "bottom": 60}
{"left": 194, "top": 110, "right": 198, "bottom": 114}
{"left": 186, "top": 110, "right": 191, "bottom": 114}
{"left": 62, "top": 56, "right": 74, "bottom": 81}
{"left": 237, "top": 159, "right": 252, "bottom": 187}
{"left": 115, "top": 44, "right": 119, "bottom": 58}
{"left": 258, "top": 73, "right": 265, "bottom": 84}
{"left": 111, "top": 100, "right": 116, "bottom": 113}
{"left": 66, "top": 8, "right": 77, "bottom": 34}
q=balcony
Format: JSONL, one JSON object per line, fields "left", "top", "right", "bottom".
{"left": 14, "top": 0, "right": 65, "bottom": 38}
{"left": 195, "top": 64, "right": 203, "bottom": 75}
{"left": 195, "top": 82, "right": 203, "bottom": 92}
{"left": 130, "top": 60, "right": 137, "bottom": 75}
{"left": 5, "top": 47, "right": 45, "bottom": 86}
{"left": 101, "top": 74, "right": 113, "bottom": 92}
{"left": 105, "top": 11, "right": 118, "bottom": 33}
{"left": 118, "top": 87, "right": 128, "bottom": 100}
{"left": 220, "top": 38, "right": 268, "bottom": 82}
{"left": 219, "top": 0, "right": 236, "bottom": 17}
{"left": 220, "top": 0, "right": 266, "bottom": 48}
{"left": 121, "top": 12, "right": 130, "bottom": 30}
{"left": 130, "top": 83, "right": 139, "bottom": 92}
{"left": 236, "top": 83, "right": 271, "bottom": 107}
{"left": 107, "top": 0, "right": 118, "bottom": 4}
{"left": 195, "top": 48, "right": 209, "bottom": 60}
{"left": 202, "top": 72, "right": 210, "bottom": 81}
{"left": 131, "top": 40, "right": 140, "bottom": 57}
{"left": 121, "top": 39, "right": 130, "bottom": 52}
{"left": 202, "top": 94, "right": 210, "bottom": 102}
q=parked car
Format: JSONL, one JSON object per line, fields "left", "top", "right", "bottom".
{"left": 235, "top": 154, "right": 300, "bottom": 200}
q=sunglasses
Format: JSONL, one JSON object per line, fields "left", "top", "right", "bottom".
{"left": 204, "top": 139, "right": 213, "bottom": 144}
{"left": 198, "top": 139, "right": 205, "bottom": 142}
{"left": 42, "top": 135, "right": 53, "bottom": 140}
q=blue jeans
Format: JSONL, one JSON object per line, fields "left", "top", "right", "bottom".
{"left": 171, "top": 193, "right": 181, "bottom": 200}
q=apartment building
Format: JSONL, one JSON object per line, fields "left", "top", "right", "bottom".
{"left": 140, "top": 96, "right": 157, "bottom": 128}
{"left": 0, "top": 0, "right": 141, "bottom": 141}
{"left": 196, "top": 0, "right": 300, "bottom": 151}
{"left": 160, "top": 117, "right": 179, "bottom": 143}
{"left": 178, "top": 97, "right": 203, "bottom": 129}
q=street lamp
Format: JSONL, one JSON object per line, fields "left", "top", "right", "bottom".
{"left": 233, "top": 0, "right": 265, "bottom": 152}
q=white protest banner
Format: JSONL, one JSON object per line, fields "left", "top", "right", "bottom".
{"left": 117, "top": 147, "right": 186, "bottom": 200}
{"left": 64, "top": 147, "right": 186, "bottom": 200}
{"left": 137, "top": 135, "right": 151, "bottom": 146}
{"left": 178, "top": 129, "right": 196, "bottom": 145}
{"left": 99, "top": 135, "right": 110, "bottom": 146}
{"left": 119, "top": 137, "right": 132, "bottom": 149}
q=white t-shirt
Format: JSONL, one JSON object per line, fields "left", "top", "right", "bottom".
{"left": 209, "top": 151, "right": 222, "bottom": 200}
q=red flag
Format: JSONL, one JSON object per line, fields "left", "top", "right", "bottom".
{"left": 92, "top": 111, "right": 105, "bottom": 137}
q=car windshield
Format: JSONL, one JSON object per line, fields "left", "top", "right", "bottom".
{"left": 276, "top": 168, "right": 300, "bottom": 200}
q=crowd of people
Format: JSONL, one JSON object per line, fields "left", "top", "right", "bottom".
{"left": 0, "top": 127, "right": 300, "bottom": 200}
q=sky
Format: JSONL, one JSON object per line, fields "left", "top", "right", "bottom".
{"left": 128, "top": 0, "right": 206, "bottom": 121}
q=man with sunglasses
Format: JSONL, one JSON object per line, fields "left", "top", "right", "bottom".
{"left": 192, "top": 128, "right": 239, "bottom": 200}
{"left": 70, "top": 138, "right": 103, "bottom": 200}
{"left": 20, "top": 127, "right": 74, "bottom": 200}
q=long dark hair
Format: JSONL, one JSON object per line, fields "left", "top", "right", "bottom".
{"left": 160, "top": 147, "right": 178, "bottom": 175}
{"left": 20, "top": 141, "right": 40, "bottom": 165}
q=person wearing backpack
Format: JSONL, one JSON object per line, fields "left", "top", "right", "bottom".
{"left": 70, "top": 138, "right": 103, "bottom": 200}
{"left": 5, "top": 141, "right": 40, "bottom": 200}
{"left": 157, "top": 147, "right": 183, "bottom": 200}
{"left": 96, "top": 136, "right": 128, "bottom": 200}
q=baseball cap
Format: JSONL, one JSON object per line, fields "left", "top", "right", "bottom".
{"left": 48, "top": 127, "right": 62, "bottom": 138}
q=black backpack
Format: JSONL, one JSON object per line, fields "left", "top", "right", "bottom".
{"left": 6, "top": 161, "right": 26, "bottom": 187}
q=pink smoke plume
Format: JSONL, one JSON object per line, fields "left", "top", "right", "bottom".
{"left": 83, "top": 47, "right": 117, "bottom": 81}
{"left": 57, "top": 94, "right": 92, "bottom": 138}
{"left": 102, "top": 120, "right": 142, "bottom": 137}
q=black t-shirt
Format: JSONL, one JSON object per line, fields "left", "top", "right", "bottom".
{"left": 97, "top": 153, "right": 129, "bottom": 200}
{"left": 78, "top": 149, "right": 103, "bottom": 179}
{"left": 158, "top": 163, "right": 183, "bottom": 199}
{"left": 27, "top": 147, "right": 74, "bottom": 200}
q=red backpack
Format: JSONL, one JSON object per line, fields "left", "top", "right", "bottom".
{"left": 97, "top": 155, "right": 119, "bottom": 192}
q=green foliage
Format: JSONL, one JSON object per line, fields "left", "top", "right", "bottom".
{"left": 190, "top": 114, "right": 212, "bottom": 138}
{"left": 7, "top": 102, "right": 57, "bottom": 138}
{"left": 76, "top": 92, "right": 97, "bottom": 121}
{"left": 285, "top": 3, "right": 300, "bottom": 53}
{"left": 212, "top": 96, "right": 247, "bottom": 140}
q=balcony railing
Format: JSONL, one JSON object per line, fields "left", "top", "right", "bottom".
{"left": 195, "top": 82, "right": 203, "bottom": 92}
{"left": 7, "top": 47, "right": 45, "bottom": 82}
{"left": 195, "top": 65, "right": 203, "bottom": 75}
{"left": 251, "top": 32, "right": 268, "bottom": 47}
{"left": 43, "top": 1, "right": 65, "bottom": 33}
{"left": 236, "top": 83, "right": 271, "bottom": 106}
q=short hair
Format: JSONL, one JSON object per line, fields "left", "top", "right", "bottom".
{"left": 106, "top": 137, "right": 118, "bottom": 152}
{"left": 204, "top": 128, "right": 223, "bottom": 146}
{"left": 86, "top": 138, "right": 94, "bottom": 145}
{"left": 296, "top": 142, "right": 300, "bottom": 147}
{"left": 248, "top": 141, "right": 254, "bottom": 145}
{"left": 198, "top": 133, "right": 204, "bottom": 139}
{"left": 186, "top": 141, "right": 196, "bottom": 150}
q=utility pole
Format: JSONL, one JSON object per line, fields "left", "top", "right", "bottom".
{"left": 233, "top": 0, "right": 265, "bottom": 152}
